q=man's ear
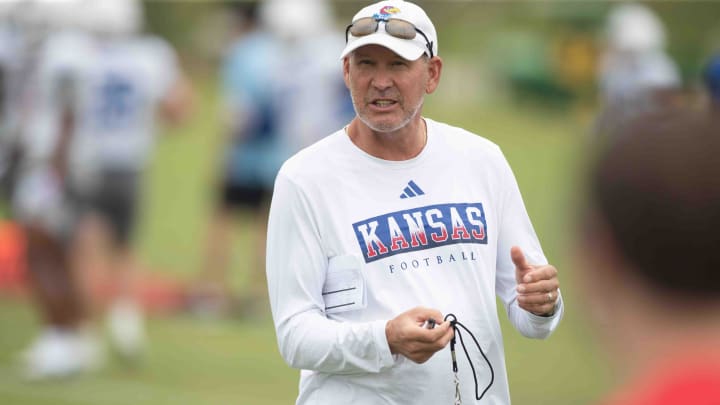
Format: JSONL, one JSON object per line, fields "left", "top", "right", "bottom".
{"left": 343, "top": 57, "right": 351, "bottom": 89}
{"left": 425, "top": 56, "right": 443, "bottom": 94}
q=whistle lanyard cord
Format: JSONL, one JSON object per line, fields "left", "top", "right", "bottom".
{"left": 444, "top": 313, "right": 495, "bottom": 401}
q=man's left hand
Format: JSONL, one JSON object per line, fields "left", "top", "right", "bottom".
{"left": 511, "top": 246, "right": 560, "bottom": 316}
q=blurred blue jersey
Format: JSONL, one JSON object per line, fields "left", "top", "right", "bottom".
{"left": 221, "top": 30, "right": 285, "bottom": 189}
{"left": 705, "top": 53, "right": 720, "bottom": 103}
{"left": 220, "top": 27, "right": 354, "bottom": 190}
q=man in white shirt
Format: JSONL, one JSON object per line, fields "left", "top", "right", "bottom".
{"left": 265, "top": 1, "right": 563, "bottom": 403}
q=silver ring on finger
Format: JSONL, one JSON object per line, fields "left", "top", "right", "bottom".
{"left": 547, "top": 292, "right": 554, "bottom": 302}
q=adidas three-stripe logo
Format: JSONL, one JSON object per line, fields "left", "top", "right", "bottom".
{"left": 400, "top": 180, "right": 425, "bottom": 199}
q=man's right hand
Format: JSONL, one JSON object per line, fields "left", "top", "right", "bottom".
{"left": 385, "top": 307, "right": 454, "bottom": 364}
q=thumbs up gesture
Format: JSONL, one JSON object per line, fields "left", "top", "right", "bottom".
{"left": 512, "top": 246, "right": 560, "bottom": 317}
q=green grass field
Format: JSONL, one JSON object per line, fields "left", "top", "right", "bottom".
{"left": 0, "top": 72, "right": 614, "bottom": 404}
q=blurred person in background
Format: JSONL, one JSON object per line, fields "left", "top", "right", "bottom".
{"left": 595, "top": 3, "right": 682, "bottom": 135}
{"left": 266, "top": 1, "right": 563, "bottom": 403}
{"left": 260, "top": 0, "right": 355, "bottom": 154}
{"left": 0, "top": 0, "right": 61, "bottom": 206}
{"left": 191, "top": 0, "right": 352, "bottom": 317}
{"left": 703, "top": 51, "right": 720, "bottom": 108}
{"left": 13, "top": 0, "right": 192, "bottom": 379}
{"left": 581, "top": 108, "right": 720, "bottom": 404}
{"left": 9, "top": 0, "right": 101, "bottom": 381}
{"left": 0, "top": 2, "right": 27, "bottom": 205}
{"left": 190, "top": 1, "right": 279, "bottom": 316}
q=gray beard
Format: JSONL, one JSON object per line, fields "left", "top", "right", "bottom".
{"left": 355, "top": 97, "right": 425, "bottom": 133}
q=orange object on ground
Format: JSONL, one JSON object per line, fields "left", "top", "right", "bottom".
{"left": 0, "top": 220, "right": 188, "bottom": 313}
{"left": 0, "top": 221, "right": 27, "bottom": 294}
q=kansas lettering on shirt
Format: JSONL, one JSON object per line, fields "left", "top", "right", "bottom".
{"left": 353, "top": 202, "right": 488, "bottom": 263}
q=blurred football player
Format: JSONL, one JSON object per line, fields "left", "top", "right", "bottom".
{"left": 15, "top": 0, "right": 191, "bottom": 379}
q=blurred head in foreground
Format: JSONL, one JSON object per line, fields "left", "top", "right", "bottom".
{"left": 581, "top": 108, "right": 720, "bottom": 402}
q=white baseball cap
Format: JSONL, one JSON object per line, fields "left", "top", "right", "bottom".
{"left": 340, "top": 0, "right": 438, "bottom": 61}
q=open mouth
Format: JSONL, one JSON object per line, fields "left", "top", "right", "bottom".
{"left": 371, "top": 99, "right": 397, "bottom": 108}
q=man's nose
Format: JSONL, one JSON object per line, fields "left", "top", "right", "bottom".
{"left": 371, "top": 70, "right": 394, "bottom": 91}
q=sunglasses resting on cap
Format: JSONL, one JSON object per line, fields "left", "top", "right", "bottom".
{"left": 345, "top": 15, "right": 434, "bottom": 58}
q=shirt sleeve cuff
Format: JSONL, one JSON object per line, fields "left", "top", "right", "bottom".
{"left": 527, "top": 290, "right": 564, "bottom": 327}
{"left": 372, "top": 319, "right": 396, "bottom": 370}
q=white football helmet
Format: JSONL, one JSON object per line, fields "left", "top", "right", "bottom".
{"left": 260, "top": 0, "right": 333, "bottom": 40}
{"left": 71, "top": 0, "right": 143, "bottom": 36}
{"left": 606, "top": 3, "right": 666, "bottom": 52}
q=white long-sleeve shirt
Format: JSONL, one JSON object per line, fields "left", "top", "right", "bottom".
{"left": 266, "top": 118, "right": 563, "bottom": 404}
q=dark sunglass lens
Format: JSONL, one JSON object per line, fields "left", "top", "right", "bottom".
{"left": 349, "top": 17, "right": 378, "bottom": 37}
{"left": 385, "top": 19, "right": 417, "bottom": 40}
